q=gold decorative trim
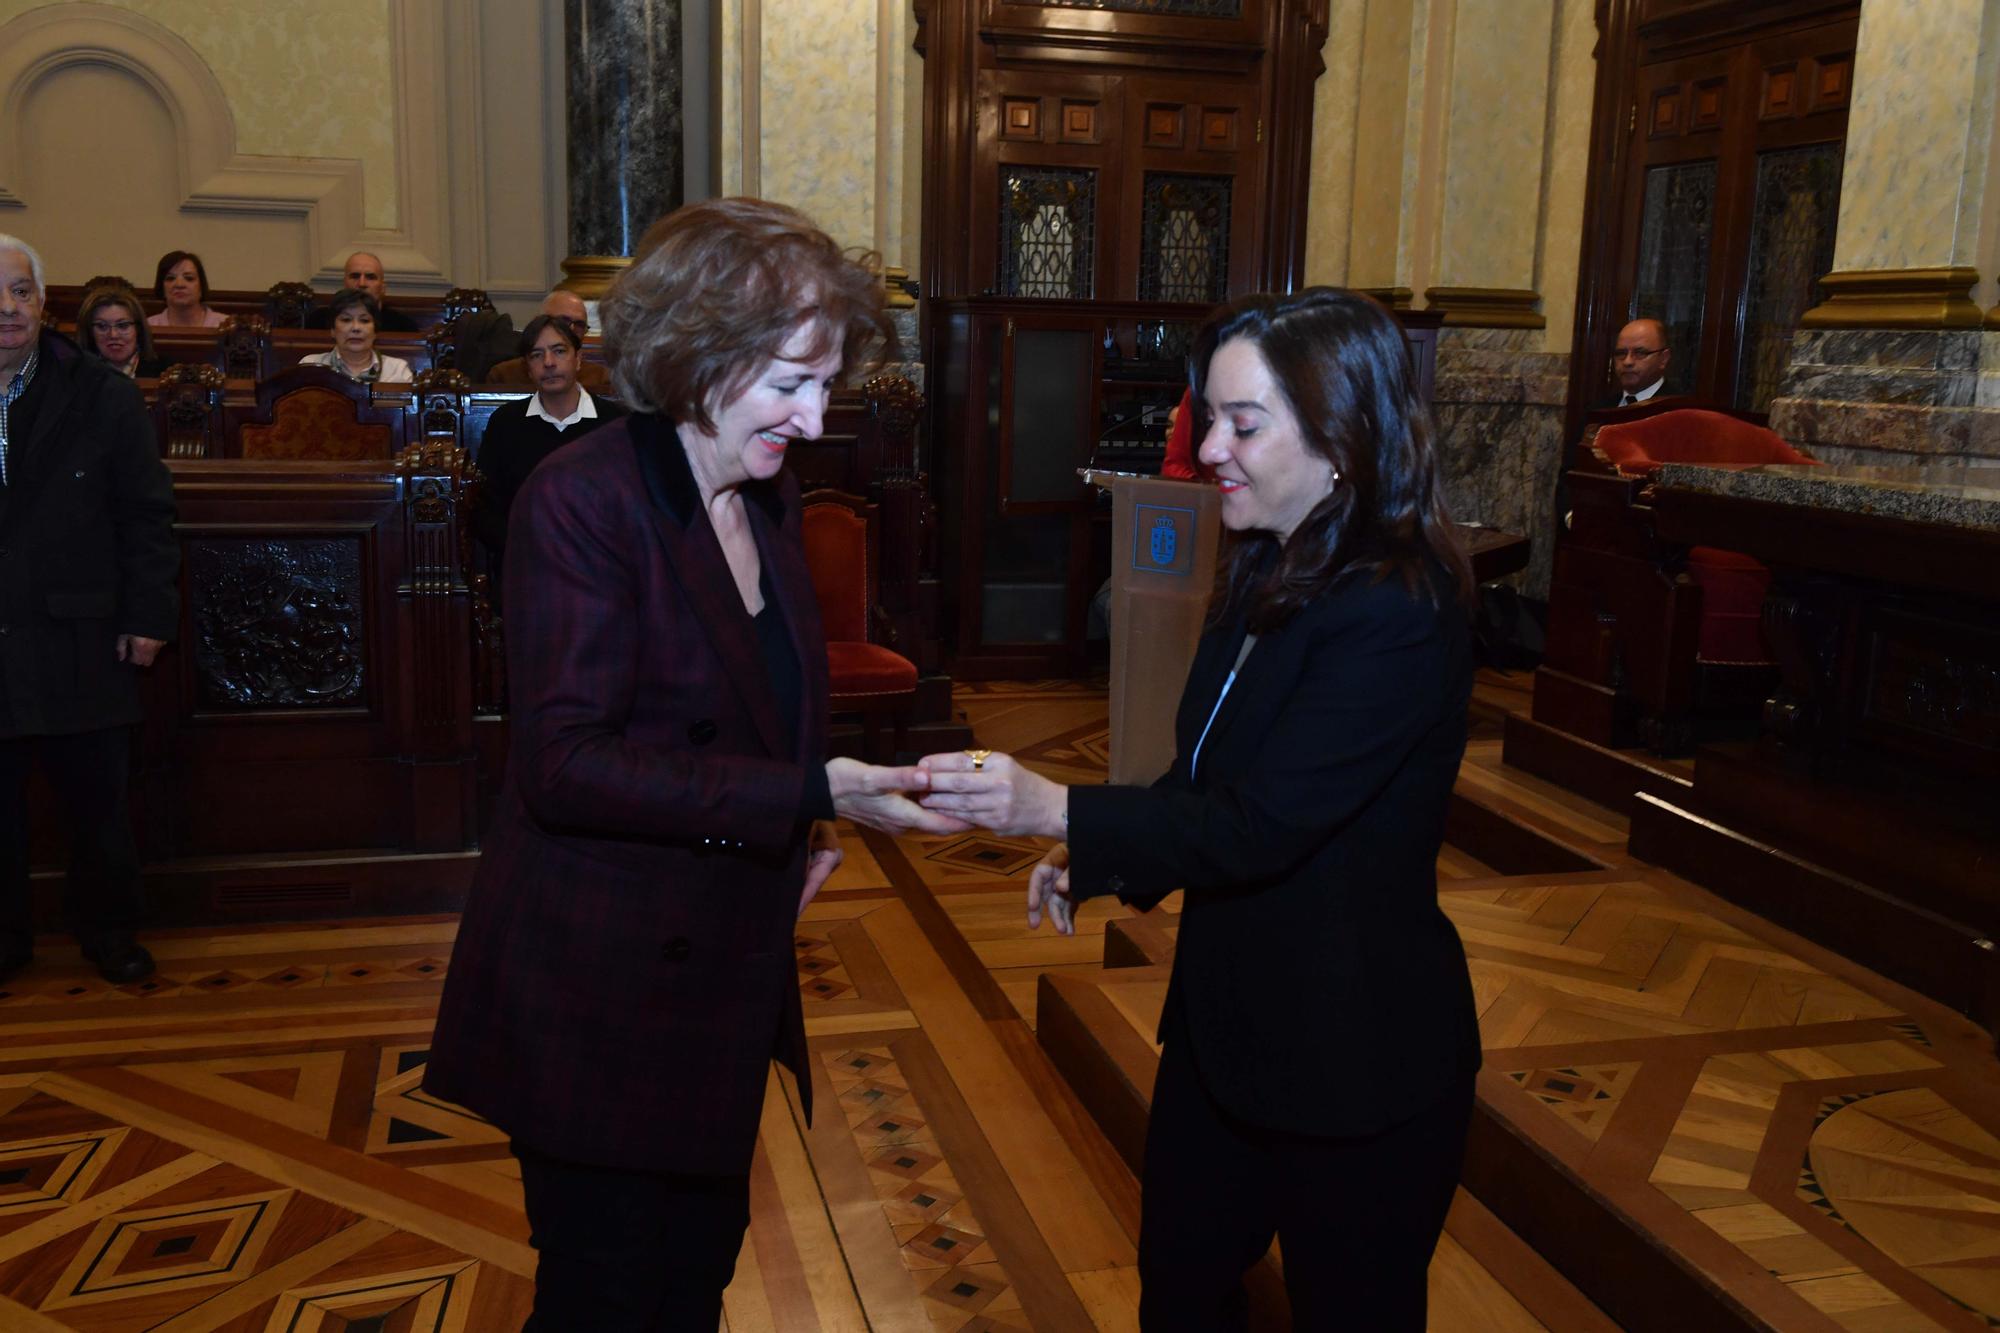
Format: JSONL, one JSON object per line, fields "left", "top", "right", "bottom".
{"left": 1799, "top": 267, "right": 1982, "bottom": 329}
{"left": 1421, "top": 286, "right": 1546, "bottom": 329}
{"left": 880, "top": 265, "right": 917, "bottom": 310}
{"left": 1357, "top": 286, "right": 1414, "bottom": 311}
{"left": 557, "top": 255, "right": 632, "bottom": 300}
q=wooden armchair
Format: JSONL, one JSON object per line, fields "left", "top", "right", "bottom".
{"left": 802, "top": 489, "right": 919, "bottom": 761}
{"left": 235, "top": 366, "right": 405, "bottom": 461}
{"left": 1539, "top": 407, "right": 1817, "bottom": 753}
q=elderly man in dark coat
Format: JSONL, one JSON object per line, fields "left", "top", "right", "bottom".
{"left": 0, "top": 233, "right": 178, "bottom": 985}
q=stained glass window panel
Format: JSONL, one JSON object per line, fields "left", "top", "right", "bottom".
{"left": 1631, "top": 160, "right": 1718, "bottom": 397}
{"left": 1734, "top": 142, "right": 1843, "bottom": 413}
{"left": 1140, "top": 174, "right": 1232, "bottom": 304}
{"left": 1000, "top": 167, "right": 1096, "bottom": 299}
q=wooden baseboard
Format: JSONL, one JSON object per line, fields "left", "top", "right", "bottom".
{"left": 1502, "top": 712, "right": 1693, "bottom": 817}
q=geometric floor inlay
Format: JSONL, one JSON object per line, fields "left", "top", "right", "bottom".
{"left": 824, "top": 1045, "right": 1032, "bottom": 1332}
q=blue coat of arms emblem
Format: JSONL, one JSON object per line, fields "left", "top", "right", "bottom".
{"left": 1149, "top": 514, "right": 1178, "bottom": 566}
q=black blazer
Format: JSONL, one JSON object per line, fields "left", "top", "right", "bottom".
{"left": 1068, "top": 562, "right": 1479, "bottom": 1137}
{"left": 0, "top": 334, "right": 177, "bottom": 738}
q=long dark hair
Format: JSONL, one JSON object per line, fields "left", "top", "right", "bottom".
{"left": 1196, "top": 289, "right": 1473, "bottom": 633}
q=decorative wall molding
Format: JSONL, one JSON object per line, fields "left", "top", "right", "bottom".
{"left": 0, "top": 5, "right": 366, "bottom": 256}
{"left": 1800, "top": 267, "right": 1985, "bottom": 330}
{"left": 0, "top": 1, "right": 564, "bottom": 302}
{"left": 1422, "top": 285, "right": 1548, "bottom": 329}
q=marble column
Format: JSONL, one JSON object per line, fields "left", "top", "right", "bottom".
{"left": 1410, "top": 0, "right": 1570, "bottom": 598}
{"left": 1771, "top": 0, "right": 2000, "bottom": 468}
{"left": 560, "top": 0, "right": 685, "bottom": 297}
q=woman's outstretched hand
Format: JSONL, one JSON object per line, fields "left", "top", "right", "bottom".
{"left": 827, "top": 758, "right": 973, "bottom": 837}
{"left": 916, "top": 749, "right": 1067, "bottom": 840}
{"left": 1027, "top": 843, "right": 1076, "bottom": 935}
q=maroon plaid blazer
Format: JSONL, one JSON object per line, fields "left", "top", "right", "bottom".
{"left": 425, "top": 412, "right": 829, "bottom": 1175}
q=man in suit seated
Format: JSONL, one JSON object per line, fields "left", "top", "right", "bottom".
{"left": 305, "top": 252, "right": 419, "bottom": 332}
{"left": 483, "top": 290, "right": 610, "bottom": 389}
{"left": 1605, "top": 317, "right": 1671, "bottom": 406}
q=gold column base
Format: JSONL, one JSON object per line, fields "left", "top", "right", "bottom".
{"left": 881, "top": 264, "right": 917, "bottom": 310}
{"left": 557, "top": 255, "right": 634, "bottom": 301}
{"left": 1799, "top": 266, "right": 1982, "bottom": 329}
{"left": 1421, "top": 286, "right": 1546, "bottom": 329}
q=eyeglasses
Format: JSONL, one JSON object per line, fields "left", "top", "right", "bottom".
{"left": 1612, "top": 346, "right": 1666, "bottom": 361}
{"left": 91, "top": 319, "right": 137, "bottom": 335}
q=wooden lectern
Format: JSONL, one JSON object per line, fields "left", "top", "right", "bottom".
{"left": 1087, "top": 470, "right": 1223, "bottom": 785}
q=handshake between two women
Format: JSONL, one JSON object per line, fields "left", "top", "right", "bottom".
{"left": 825, "top": 750, "right": 1077, "bottom": 935}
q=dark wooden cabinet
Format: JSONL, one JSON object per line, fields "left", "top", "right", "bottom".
{"left": 932, "top": 298, "right": 1209, "bottom": 676}
{"left": 932, "top": 298, "right": 1442, "bottom": 676}
{"left": 916, "top": 0, "right": 1334, "bottom": 675}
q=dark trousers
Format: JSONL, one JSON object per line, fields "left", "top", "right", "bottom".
{"left": 1137, "top": 1032, "right": 1474, "bottom": 1332}
{"left": 513, "top": 1142, "right": 751, "bottom": 1331}
{"left": 0, "top": 727, "right": 143, "bottom": 940}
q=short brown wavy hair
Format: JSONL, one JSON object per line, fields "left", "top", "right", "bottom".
{"left": 601, "top": 197, "right": 894, "bottom": 432}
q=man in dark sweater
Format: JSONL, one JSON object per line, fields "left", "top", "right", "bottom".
{"left": 473, "top": 314, "right": 625, "bottom": 583}
{"left": 0, "top": 234, "right": 178, "bottom": 987}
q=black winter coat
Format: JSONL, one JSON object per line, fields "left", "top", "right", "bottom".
{"left": 0, "top": 333, "right": 178, "bottom": 737}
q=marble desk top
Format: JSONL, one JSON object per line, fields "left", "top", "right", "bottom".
{"left": 1656, "top": 461, "right": 2000, "bottom": 533}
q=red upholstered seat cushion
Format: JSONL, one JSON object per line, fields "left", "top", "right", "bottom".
{"left": 1594, "top": 409, "right": 1816, "bottom": 477}
{"left": 827, "top": 640, "right": 918, "bottom": 698}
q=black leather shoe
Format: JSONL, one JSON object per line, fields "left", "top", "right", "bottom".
{"left": 80, "top": 933, "right": 155, "bottom": 986}
{"left": 0, "top": 934, "right": 31, "bottom": 988}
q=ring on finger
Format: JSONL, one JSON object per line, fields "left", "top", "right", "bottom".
{"left": 964, "top": 748, "right": 992, "bottom": 771}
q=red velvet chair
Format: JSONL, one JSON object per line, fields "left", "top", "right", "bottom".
{"left": 801, "top": 490, "right": 919, "bottom": 760}
{"left": 1540, "top": 409, "right": 1817, "bottom": 753}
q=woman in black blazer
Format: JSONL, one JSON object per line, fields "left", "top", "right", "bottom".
{"left": 923, "top": 289, "right": 1479, "bottom": 1331}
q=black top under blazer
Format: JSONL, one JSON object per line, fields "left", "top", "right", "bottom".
{"left": 1068, "top": 558, "right": 1481, "bottom": 1138}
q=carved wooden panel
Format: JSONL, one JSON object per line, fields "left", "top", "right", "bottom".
{"left": 190, "top": 537, "right": 366, "bottom": 710}
{"left": 1760, "top": 64, "right": 1797, "bottom": 119}
{"left": 1003, "top": 97, "right": 1042, "bottom": 141}
{"left": 1811, "top": 53, "right": 1852, "bottom": 111}
{"left": 1145, "top": 105, "right": 1184, "bottom": 147}
{"left": 1650, "top": 85, "right": 1682, "bottom": 137}
{"left": 1692, "top": 77, "right": 1726, "bottom": 129}
{"left": 239, "top": 388, "right": 396, "bottom": 461}
{"left": 1059, "top": 101, "right": 1100, "bottom": 143}
{"left": 1200, "top": 108, "right": 1238, "bottom": 150}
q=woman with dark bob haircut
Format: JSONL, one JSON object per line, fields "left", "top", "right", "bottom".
{"left": 425, "top": 197, "right": 966, "bottom": 1330}
{"left": 918, "top": 288, "right": 1480, "bottom": 1330}
{"left": 76, "top": 282, "right": 166, "bottom": 377}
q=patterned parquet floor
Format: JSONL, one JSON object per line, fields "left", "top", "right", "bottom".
{"left": 8, "top": 672, "right": 1971, "bottom": 1329}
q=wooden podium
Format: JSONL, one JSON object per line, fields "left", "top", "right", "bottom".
{"left": 1087, "top": 470, "right": 1223, "bottom": 785}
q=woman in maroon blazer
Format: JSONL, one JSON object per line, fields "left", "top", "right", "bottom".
{"left": 425, "top": 199, "right": 964, "bottom": 1330}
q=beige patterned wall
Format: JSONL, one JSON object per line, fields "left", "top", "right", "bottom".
{"left": 1306, "top": 0, "right": 1595, "bottom": 355}
{"left": 716, "top": 0, "right": 921, "bottom": 270}
{"left": 1831, "top": 0, "right": 2000, "bottom": 306}
{"left": 0, "top": 0, "right": 564, "bottom": 313}
{"left": 0, "top": 0, "right": 399, "bottom": 229}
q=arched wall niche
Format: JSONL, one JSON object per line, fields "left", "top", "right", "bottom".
{"left": 0, "top": 0, "right": 566, "bottom": 312}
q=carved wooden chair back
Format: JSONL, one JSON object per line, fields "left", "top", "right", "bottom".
{"left": 238, "top": 366, "right": 402, "bottom": 461}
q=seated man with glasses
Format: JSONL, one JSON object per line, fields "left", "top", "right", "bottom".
{"left": 1605, "top": 317, "right": 1671, "bottom": 406}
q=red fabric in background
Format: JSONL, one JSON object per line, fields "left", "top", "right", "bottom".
{"left": 1161, "top": 387, "right": 1215, "bottom": 482}
{"left": 1590, "top": 408, "right": 1817, "bottom": 666}
{"left": 1593, "top": 409, "right": 1817, "bottom": 477}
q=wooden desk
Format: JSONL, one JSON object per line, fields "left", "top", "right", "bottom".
{"left": 1635, "top": 462, "right": 2000, "bottom": 1036}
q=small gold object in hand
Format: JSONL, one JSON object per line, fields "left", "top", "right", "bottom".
{"left": 965, "top": 748, "right": 992, "bottom": 771}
